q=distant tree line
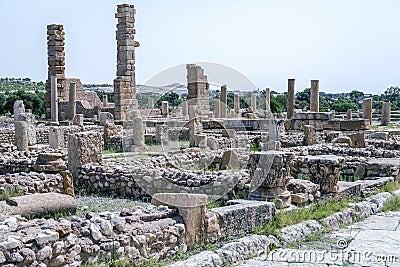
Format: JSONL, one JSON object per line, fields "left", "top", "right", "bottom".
{"left": 1, "top": 77, "right": 400, "bottom": 117}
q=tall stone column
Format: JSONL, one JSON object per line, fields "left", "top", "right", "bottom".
{"left": 381, "top": 102, "right": 391, "bottom": 126}
{"left": 251, "top": 93, "right": 257, "bottom": 112}
{"left": 287, "top": 79, "right": 295, "bottom": 119}
{"left": 186, "top": 64, "right": 209, "bottom": 118}
{"left": 220, "top": 84, "right": 227, "bottom": 118}
{"left": 46, "top": 24, "right": 65, "bottom": 119}
{"left": 50, "top": 76, "right": 58, "bottom": 122}
{"left": 213, "top": 99, "right": 220, "bottom": 118}
{"left": 234, "top": 94, "right": 240, "bottom": 115}
{"left": 114, "top": 4, "right": 140, "bottom": 121}
{"left": 362, "top": 98, "right": 372, "bottom": 124}
{"left": 68, "top": 82, "right": 76, "bottom": 120}
{"left": 310, "top": 80, "right": 319, "bottom": 112}
{"left": 265, "top": 88, "right": 270, "bottom": 112}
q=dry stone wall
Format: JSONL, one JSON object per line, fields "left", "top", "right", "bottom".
{"left": 0, "top": 172, "right": 65, "bottom": 195}
{"left": 0, "top": 206, "right": 184, "bottom": 266}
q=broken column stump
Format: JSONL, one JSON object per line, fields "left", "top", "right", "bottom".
{"left": 151, "top": 193, "right": 207, "bottom": 248}
{"left": 304, "top": 155, "right": 344, "bottom": 193}
{"left": 248, "top": 151, "right": 294, "bottom": 208}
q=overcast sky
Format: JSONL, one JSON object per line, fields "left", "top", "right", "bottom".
{"left": 0, "top": 0, "right": 399, "bottom": 94}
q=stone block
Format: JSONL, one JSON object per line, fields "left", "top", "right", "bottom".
{"left": 72, "top": 114, "right": 84, "bottom": 126}
{"left": 340, "top": 119, "right": 368, "bottom": 130}
{"left": 68, "top": 131, "right": 103, "bottom": 178}
{"left": 49, "top": 126, "right": 64, "bottom": 149}
{"left": 99, "top": 112, "right": 114, "bottom": 126}
{"left": 220, "top": 150, "right": 240, "bottom": 170}
{"left": 208, "top": 200, "right": 275, "bottom": 238}
{"left": 348, "top": 132, "right": 365, "bottom": 148}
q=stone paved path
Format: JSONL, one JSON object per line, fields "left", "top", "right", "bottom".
{"left": 236, "top": 211, "right": 400, "bottom": 266}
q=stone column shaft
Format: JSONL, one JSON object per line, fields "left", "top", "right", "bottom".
{"left": 68, "top": 83, "right": 76, "bottom": 120}
{"left": 346, "top": 109, "right": 352, "bottom": 120}
{"left": 234, "top": 94, "right": 240, "bottom": 115}
{"left": 50, "top": 76, "right": 58, "bottom": 122}
{"left": 265, "top": 88, "right": 270, "bottom": 112}
{"left": 287, "top": 79, "right": 295, "bottom": 119}
{"left": 251, "top": 93, "right": 257, "bottom": 112}
{"left": 220, "top": 85, "right": 227, "bottom": 118}
{"left": 213, "top": 99, "right": 220, "bottom": 118}
{"left": 103, "top": 95, "right": 108, "bottom": 108}
{"left": 182, "top": 101, "right": 188, "bottom": 117}
{"left": 381, "top": 102, "right": 391, "bottom": 126}
{"left": 362, "top": 98, "right": 373, "bottom": 124}
{"left": 310, "top": 80, "right": 319, "bottom": 112}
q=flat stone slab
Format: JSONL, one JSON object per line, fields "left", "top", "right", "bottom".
{"left": 348, "top": 212, "right": 400, "bottom": 231}
{"left": 0, "top": 193, "right": 76, "bottom": 218}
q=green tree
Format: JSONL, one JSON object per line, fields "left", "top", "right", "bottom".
{"left": 2, "top": 90, "right": 46, "bottom": 116}
{"left": 226, "top": 92, "right": 249, "bottom": 109}
{"left": 295, "top": 88, "right": 310, "bottom": 110}
{"left": 330, "top": 97, "right": 358, "bottom": 112}
{"left": 95, "top": 91, "right": 114, "bottom": 103}
{"left": 155, "top": 92, "right": 183, "bottom": 108}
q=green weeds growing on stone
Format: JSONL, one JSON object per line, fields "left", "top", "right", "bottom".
{"left": 0, "top": 186, "right": 25, "bottom": 201}
{"left": 381, "top": 195, "right": 400, "bottom": 212}
{"left": 253, "top": 198, "right": 350, "bottom": 238}
{"left": 206, "top": 199, "right": 227, "bottom": 209}
{"left": 366, "top": 180, "right": 400, "bottom": 197}
{"left": 249, "top": 141, "right": 259, "bottom": 152}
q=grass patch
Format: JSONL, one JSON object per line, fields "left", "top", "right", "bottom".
{"left": 253, "top": 198, "right": 350, "bottom": 238}
{"left": 0, "top": 186, "right": 25, "bottom": 201}
{"left": 381, "top": 195, "right": 400, "bottom": 212}
{"left": 365, "top": 180, "right": 400, "bottom": 197}
{"left": 206, "top": 199, "right": 227, "bottom": 209}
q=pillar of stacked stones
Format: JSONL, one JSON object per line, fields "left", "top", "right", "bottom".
{"left": 287, "top": 79, "right": 295, "bottom": 119}
{"left": 265, "top": 88, "right": 270, "bottom": 112}
{"left": 381, "top": 102, "right": 391, "bottom": 126}
{"left": 114, "top": 4, "right": 140, "bottom": 121}
{"left": 220, "top": 85, "right": 228, "bottom": 118}
{"left": 186, "top": 64, "right": 210, "bottom": 118}
{"left": 46, "top": 24, "right": 66, "bottom": 119}
{"left": 362, "top": 98, "right": 373, "bottom": 124}
{"left": 310, "top": 80, "right": 319, "bottom": 112}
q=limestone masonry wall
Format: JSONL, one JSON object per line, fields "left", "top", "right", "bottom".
{"left": 0, "top": 207, "right": 185, "bottom": 266}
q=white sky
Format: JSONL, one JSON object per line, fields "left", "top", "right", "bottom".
{"left": 0, "top": 0, "right": 399, "bottom": 94}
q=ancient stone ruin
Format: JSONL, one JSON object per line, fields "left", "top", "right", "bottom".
{"left": 0, "top": 3, "right": 399, "bottom": 267}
